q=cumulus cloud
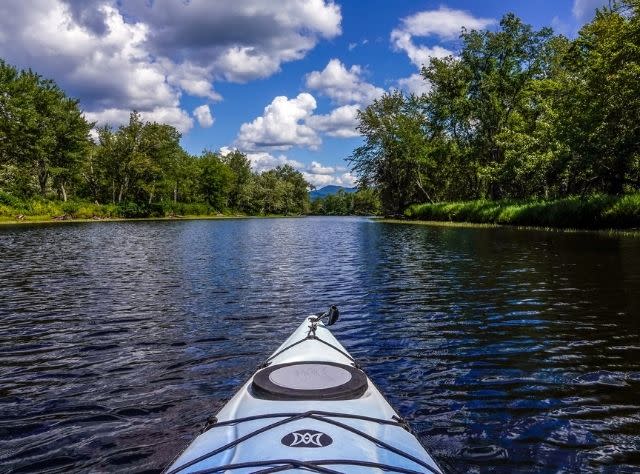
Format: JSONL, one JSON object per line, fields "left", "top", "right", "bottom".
{"left": 193, "top": 104, "right": 214, "bottom": 128}
{"left": 397, "top": 73, "right": 432, "bottom": 96}
{"left": 303, "top": 171, "right": 356, "bottom": 188}
{"left": 245, "top": 152, "right": 304, "bottom": 173}
{"left": 397, "top": 6, "right": 495, "bottom": 41}
{"left": 306, "top": 105, "right": 360, "bottom": 138}
{"left": 305, "top": 59, "right": 384, "bottom": 105}
{"left": 120, "top": 0, "right": 342, "bottom": 83}
{"left": 162, "top": 60, "right": 221, "bottom": 100}
{"left": 308, "top": 161, "right": 335, "bottom": 175}
{"left": 0, "top": 0, "right": 342, "bottom": 133}
{"left": 391, "top": 6, "right": 494, "bottom": 69}
{"left": 221, "top": 147, "right": 353, "bottom": 188}
{"left": 302, "top": 59, "right": 379, "bottom": 141}
{"left": 219, "top": 146, "right": 234, "bottom": 157}
{"left": 391, "top": 6, "right": 493, "bottom": 98}
{"left": 236, "top": 93, "right": 321, "bottom": 151}
{"left": 84, "top": 106, "right": 195, "bottom": 134}
{"left": 391, "top": 31, "right": 454, "bottom": 68}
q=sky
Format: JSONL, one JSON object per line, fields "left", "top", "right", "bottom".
{"left": 0, "top": 0, "right": 608, "bottom": 188}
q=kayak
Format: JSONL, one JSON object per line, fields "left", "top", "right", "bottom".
{"left": 165, "top": 307, "right": 444, "bottom": 473}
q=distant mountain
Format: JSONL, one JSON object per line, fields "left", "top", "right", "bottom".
{"left": 309, "top": 185, "right": 357, "bottom": 199}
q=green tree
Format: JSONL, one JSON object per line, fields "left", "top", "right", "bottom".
{"left": 0, "top": 61, "right": 91, "bottom": 198}
{"left": 556, "top": 1, "right": 640, "bottom": 194}
{"left": 199, "top": 151, "right": 233, "bottom": 210}
{"left": 273, "top": 164, "right": 311, "bottom": 214}
{"left": 223, "top": 150, "right": 253, "bottom": 210}
{"left": 424, "top": 14, "right": 561, "bottom": 199}
{"left": 350, "top": 91, "right": 434, "bottom": 214}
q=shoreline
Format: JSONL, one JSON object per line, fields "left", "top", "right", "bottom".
{"left": 402, "top": 195, "right": 640, "bottom": 236}
{"left": 377, "top": 217, "right": 640, "bottom": 237}
{"left": 0, "top": 214, "right": 305, "bottom": 226}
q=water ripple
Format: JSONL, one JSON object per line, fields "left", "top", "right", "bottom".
{"left": 0, "top": 218, "right": 639, "bottom": 473}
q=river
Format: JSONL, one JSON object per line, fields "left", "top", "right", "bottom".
{"left": 1, "top": 217, "right": 639, "bottom": 473}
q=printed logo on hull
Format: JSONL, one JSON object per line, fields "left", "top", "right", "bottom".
{"left": 281, "top": 430, "right": 333, "bottom": 448}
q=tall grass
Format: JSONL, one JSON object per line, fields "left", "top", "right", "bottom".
{"left": 404, "top": 194, "right": 640, "bottom": 230}
{"left": 0, "top": 191, "right": 223, "bottom": 221}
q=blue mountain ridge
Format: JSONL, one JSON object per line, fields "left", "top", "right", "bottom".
{"left": 309, "top": 185, "right": 357, "bottom": 199}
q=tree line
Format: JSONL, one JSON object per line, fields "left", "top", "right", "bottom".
{"left": 350, "top": 2, "right": 640, "bottom": 215}
{"left": 309, "top": 188, "right": 380, "bottom": 216}
{"left": 0, "top": 61, "right": 311, "bottom": 217}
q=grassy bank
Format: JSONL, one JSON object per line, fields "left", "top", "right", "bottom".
{"left": 404, "top": 194, "right": 640, "bottom": 230}
{"left": 0, "top": 193, "right": 241, "bottom": 224}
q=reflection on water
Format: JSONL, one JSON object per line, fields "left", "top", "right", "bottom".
{"left": 1, "top": 217, "right": 639, "bottom": 473}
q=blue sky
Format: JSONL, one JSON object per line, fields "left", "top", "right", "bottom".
{"left": 0, "top": 0, "right": 606, "bottom": 187}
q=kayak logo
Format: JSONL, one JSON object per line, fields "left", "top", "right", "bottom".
{"left": 281, "top": 430, "right": 332, "bottom": 448}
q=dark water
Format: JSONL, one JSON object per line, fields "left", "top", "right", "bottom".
{"left": 1, "top": 217, "right": 639, "bottom": 473}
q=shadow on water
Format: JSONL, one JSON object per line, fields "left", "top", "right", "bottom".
{"left": 0, "top": 217, "right": 639, "bottom": 472}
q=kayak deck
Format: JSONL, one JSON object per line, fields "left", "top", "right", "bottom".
{"left": 166, "top": 316, "right": 443, "bottom": 473}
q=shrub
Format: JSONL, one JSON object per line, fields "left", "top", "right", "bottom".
{"left": 0, "top": 191, "right": 24, "bottom": 208}
{"left": 61, "top": 201, "right": 80, "bottom": 217}
{"left": 116, "top": 202, "right": 164, "bottom": 218}
{"left": 405, "top": 194, "right": 640, "bottom": 230}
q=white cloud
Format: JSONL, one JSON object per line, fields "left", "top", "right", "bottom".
{"left": 0, "top": 0, "right": 342, "bottom": 136}
{"left": 397, "top": 73, "right": 432, "bottom": 96}
{"left": 193, "top": 104, "right": 214, "bottom": 128}
{"left": 308, "top": 161, "right": 335, "bottom": 175}
{"left": 213, "top": 43, "right": 314, "bottom": 83}
{"left": 391, "top": 6, "right": 494, "bottom": 96}
{"left": 305, "top": 59, "right": 384, "bottom": 105}
{"left": 246, "top": 152, "right": 304, "bottom": 173}
{"left": 391, "top": 7, "right": 494, "bottom": 69}
{"left": 144, "top": 107, "right": 195, "bottom": 133}
{"left": 303, "top": 171, "right": 356, "bottom": 188}
{"left": 348, "top": 39, "right": 368, "bottom": 51}
{"left": 219, "top": 146, "right": 233, "bottom": 157}
{"left": 391, "top": 30, "right": 453, "bottom": 68}
{"left": 236, "top": 93, "right": 321, "bottom": 151}
{"left": 84, "top": 106, "right": 194, "bottom": 133}
{"left": 338, "top": 172, "right": 357, "bottom": 187}
{"left": 84, "top": 108, "right": 132, "bottom": 127}
{"left": 162, "top": 60, "right": 221, "bottom": 100}
{"left": 223, "top": 148, "right": 353, "bottom": 189}
{"left": 572, "top": 0, "right": 610, "bottom": 20}
{"left": 398, "top": 6, "right": 495, "bottom": 40}
{"left": 306, "top": 104, "right": 360, "bottom": 138}
{"left": 0, "top": 2, "right": 197, "bottom": 132}
{"left": 122, "top": 0, "right": 342, "bottom": 83}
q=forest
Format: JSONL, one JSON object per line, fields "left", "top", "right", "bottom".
{"left": 0, "top": 65, "right": 311, "bottom": 219}
{"left": 350, "top": 1, "right": 640, "bottom": 227}
{"left": 2, "top": 1, "right": 640, "bottom": 226}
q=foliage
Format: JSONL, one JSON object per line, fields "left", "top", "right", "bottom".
{"left": 0, "top": 60, "right": 312, "bottom": 219}
{"left": 405, "top": 194, "right": 640, "bottom": 230}
{"left": 310, "top": 188, "right": 381, "bottom": 216}
{"left": 0, "top": 60, "right": 92, "bottom": 199}
{"left": 349, "top": 3, "right": 640, "bottom": 217}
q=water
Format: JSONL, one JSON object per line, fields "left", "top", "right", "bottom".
{"left": 1, "top": 217, "right": 639, "bottom": 473}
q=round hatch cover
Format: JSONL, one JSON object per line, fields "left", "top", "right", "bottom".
{"left": 252, "top": 361, "right": 368, "bottom": 400}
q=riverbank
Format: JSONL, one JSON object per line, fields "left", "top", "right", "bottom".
{"left": 404, "top": 194, "right": 640, "bottom": 231}
{"left": 0, "top": 198, "right": 296, "bottom": 225}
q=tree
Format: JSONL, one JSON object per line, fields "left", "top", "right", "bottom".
{"left": 223, "top": 150, "right": 252, "bottom": 210}
{"left": 424, "top": 14, "right": 560, "bottom": 199}
{"left": 556, "top": 0, "right": 640, "bottom": 194}
{"left": 199, "top": 151, "right": 233, "bottom": 210}
{"left": 0, "top": 61, "right": 91, "bottom": 198}
{"left": 350, "top": 91, "right": 434, "bottom": 214}
{"left": 274, "top": 164, "right": 311, "bottom": 214}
